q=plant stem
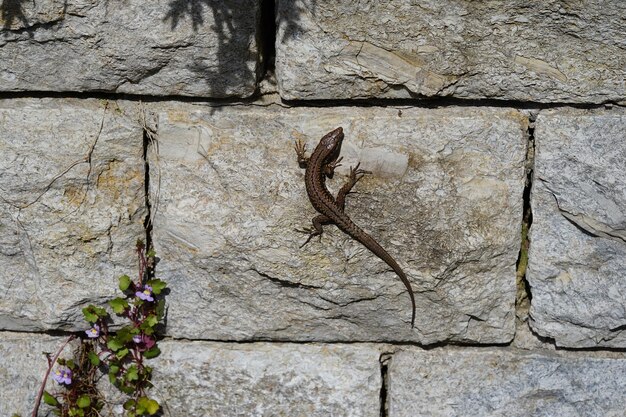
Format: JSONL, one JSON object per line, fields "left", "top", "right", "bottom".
{"left": 32, "top": 335, "right": 76, "bottom": 417}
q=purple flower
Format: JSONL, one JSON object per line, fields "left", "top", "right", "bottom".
{"left": 52, "top": 366, "right": 72, "bottom": 385}
{"left": 136, "top": 285, "right": 154, "bottom": 302}
{"left": 85, "top": 324, "right": 100, "bottom": 338}
{"left": 132, "top": 334, "right": 156, "bottom": 352}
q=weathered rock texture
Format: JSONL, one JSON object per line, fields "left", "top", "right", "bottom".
{"left": 528, "top": 108, "right": 626, "bottom": 348}
{"left": 0, "top": 0, "right": 259, "bottom": 97}
{"left": 149, "top": 103, "right": 526, "bottom": 343}
{"left": 389, "top": 348, "right": 626, "bottom": 417}
{"left": 0, "top": 331, "right": 70, "bottom": 417}
{"left": 152, "top": 341, "right": 381, "bottom": 417}
{"left": 276, "top": 0, "right": 626, "bottom": 103}
{"left": 0, "top": 331, "right": 380, "bottom": 417}
{"left": 0, "top": 98, "right": 146, "bottom": 331}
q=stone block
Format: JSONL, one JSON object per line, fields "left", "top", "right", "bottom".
{"left": 528, "top": 108, "right": 626, "bottom": 348}
{"left": 149, "top": 103, "right": 526, "bottom": 343}
{"left": 152, "top": 341, "right": 381, "bottom": 417}
{"left": 0, "top": 333, "right": 381, "bottom": 417}
{"left": 0, "top": 331, "right": 70, "bottom": 417}
{"left": 0, "top": 0, "right": 260, "bottom": 97}
{"left": 389, "top": 348, "right": 626, "bottom": 417}
{"left": 276, "top": 0, "right": 626, "bottom": 103}
{"left": 0, "top": 98, "right": 146, "bottom": 331}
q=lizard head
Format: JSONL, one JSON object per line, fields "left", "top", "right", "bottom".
{"left": 319, "top": 127, "right": 344, "bottom": 157}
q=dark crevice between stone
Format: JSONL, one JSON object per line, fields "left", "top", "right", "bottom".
{"left": 259, "top": 0, "right": 276, "bottom": 79}
{"left": 0, "top": 91, "right": 622, "bottom": 110}
{"left": 278, "top": 97, "right": 622, "bottom": 110}
{"left": 379, "top": 353, "right": 392, "bottom": 417}
{"left": 142, "top": 127, "right": 154, "bottom": 274}
{"left": 513, "top": 112, "right": 535, "bottom": 345}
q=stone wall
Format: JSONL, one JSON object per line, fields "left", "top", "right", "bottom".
{"left": 1, "top": 1, "right": 625, "bottom": 416}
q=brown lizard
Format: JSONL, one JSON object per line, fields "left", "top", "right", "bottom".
{"left": 295, "top": 127, "right": 416, "bottom": 327}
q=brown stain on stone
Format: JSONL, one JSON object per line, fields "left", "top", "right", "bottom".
{"left": 95, "top": 160, "right": 143, "bottom": 202}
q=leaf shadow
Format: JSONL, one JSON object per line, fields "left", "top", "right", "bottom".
{"left": 1, "top": 0, "right": 31, "bottom": 34}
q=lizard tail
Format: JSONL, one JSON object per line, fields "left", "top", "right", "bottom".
{"left": 354, "top": 232, "right": 417, "bottom": 328}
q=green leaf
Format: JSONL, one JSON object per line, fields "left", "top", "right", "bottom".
{"left": 66, "top": 359, "right": 76, "bottom": 370}
{"left": 82, "top": 307, "right": 98, "bottom": 323}
{"left": 137, "top": 397, "right": 160, "bottom": 415}
{"left": 146, "top": 279, "right": 166, "bottom": 295}
{"left": 116, "top": 347, "right": 129, "bottom": 360}
{"left": 123, "top": 399, "right": 136, "bottom": 410}
{"left": 77, "top": 395, "right": 91, "bottom": 409}
{"left": 143, "top": 346, "right": 161, "bottom": 359}
{"left": 69, "top": 407, "right": 84, "bottom": 417}
{"left": 126, "top": 365, "right": 139, "bottom": 381}
{"left": 109, "top": 364, "right": 120, "bottom": 375}
{"left": 82, "top": 305, "right": 108, "bottom": 323}
{"left": 116, "top": 326, "right": 135, "bottom": 344}
{"left": 88, "top": 351, "right": 100, "bottom": 366}
{"left": 119, "top": 275, "right": 132, "bottom": 291}
{"left": 120, "top": 385, "right": 135, "bottom": 394}
{"left": 107, "top": 337, "right": 124, "bottom": 352}
{"left": 43, "top": 391, "right": 58, "bottom": 406}
{"left": 108, "top": 297, "right": 129, "bottom": 315}
{"left": 140, "top": 315, "right": 158, "bottom": 332}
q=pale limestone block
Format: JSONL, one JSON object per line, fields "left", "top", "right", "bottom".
{"left": 276, "top": 0, "right": 626, "bottom": 103}
{"left": 0, "top": 98, "right": 146, "bottom": 331}
{"left": 152, "top": 341, "right": 381, "bottom": 417}
{"left": 389, "top": 347, "right": 626, "bottom": 417}
{"left": 149, "top": 103, "right": 526, "bottom": 343}
{"left": 0, "top": 331, "right": 72, "bottom": 417}
{"left": 528, "top": 107, "right": 626, "bottom": 348}
{"left": 0, "top": 1, "right": 260, "bottom": 97}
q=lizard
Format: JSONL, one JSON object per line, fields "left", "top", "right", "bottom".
{"left": 295, "top": 126, "right": 416, "bottom": 328}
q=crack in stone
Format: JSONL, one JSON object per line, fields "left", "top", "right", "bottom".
{"left": 250, "top": 268, "right": 324, "bottom": 290}
{"left": 379, "top": 352, "right": 392, "bottom": 417}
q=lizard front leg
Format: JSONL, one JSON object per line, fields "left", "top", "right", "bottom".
{"left": 336, "top": 162, "right": 371, "bottom": 211}
{"left": 323, "top": 156, "right": 343, "bottom": 179}
{"left": 294, "top": 139, "right": 309, "bottom": 169}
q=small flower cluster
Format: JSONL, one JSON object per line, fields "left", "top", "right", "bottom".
{"left": 43, "top": 241, "right": 166, "bottom": 417}
{"left": 42, "top": 343, "right": 102, "bottom": 417}
{"left": 52, "top": 366, "right": 72, "bottom": 385}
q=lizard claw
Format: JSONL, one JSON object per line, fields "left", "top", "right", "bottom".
{"left": 324, "top": 156, "right": 343, "bottom": 177}
{"left": 328, "top": 156, "right": 343, "bottom": 170}
{"left": 294, "top": 139, "right": 307, "bottom": 157}
{"left": 295, "top": 229, "right": 322, "bottom": 248}
{"left": 349, "top": 162, "right": 372, "bottom": 182}
{"left": 295, "top": 139, "right": 309, "bottom": 168}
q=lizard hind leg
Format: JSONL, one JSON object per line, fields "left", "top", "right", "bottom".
{"left": 296, "top": 214, "right": 330, "bottom": 248}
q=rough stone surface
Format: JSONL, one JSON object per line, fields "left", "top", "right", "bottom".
{"left": 152, "top": 341, "right": 381, "bottom": 417}
{"left": 0, "top": 0, "right": 259, "bottom": 97}
{"left": 389, "top": 348, "right": 626, "bottom": 417}
{"left": 276, "top": 0, "right": 626, "bottom": 103}
{"left": 0, "top": 98, "right": 146, "bottom": 331}
{"left": 527, "top": 108, "right": 626, "bottom": 348}
{"left": 149, "top": 103, "right": 526, "bottom": 343}
{"left": 0, "top": 332, "right": 380, "bottom": 417}
{"left": 0, "top": 331, "right": 71, "bottom": 417}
